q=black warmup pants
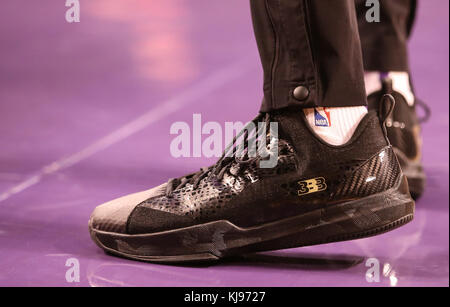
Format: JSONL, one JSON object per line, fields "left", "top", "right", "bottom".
{"left": 250, "top": 0, "right": 417, "bottom": 112}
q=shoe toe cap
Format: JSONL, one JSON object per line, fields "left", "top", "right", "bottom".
{"left": 89, "top": 184, "right": 166, "bottom": 233}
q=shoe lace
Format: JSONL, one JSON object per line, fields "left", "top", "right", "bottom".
{"left": 165, "top": 113, "right": 273, "bottom": 197}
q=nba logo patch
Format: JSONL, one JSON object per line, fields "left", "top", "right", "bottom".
{"left": 314, "top": 108, "right": 331, "bottom": 127}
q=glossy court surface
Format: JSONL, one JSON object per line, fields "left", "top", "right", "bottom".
{"left": 0, "top": 0, "right": 448, "bottom": 286}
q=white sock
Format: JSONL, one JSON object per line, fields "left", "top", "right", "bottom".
{"left": 364, "top": 71, "right": 383, "bottom": 96}
{"left": 364, "top": 71, "right": 415, "bottom": 106}
{"left": 303, "top": 106, "right": 368, "bottom": 146}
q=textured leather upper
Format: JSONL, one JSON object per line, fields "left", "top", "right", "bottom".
{"left": 123, "top": 110, "right": 400, "bottom": 234}
{"left": 90, "top": 108, "right": 402, "bottom": 235}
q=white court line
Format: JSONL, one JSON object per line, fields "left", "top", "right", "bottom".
{"left": 0, "top": 59, "right": 255, "bottom": 203}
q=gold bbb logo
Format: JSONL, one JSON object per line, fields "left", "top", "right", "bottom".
{"left": 297, "top": 177, "right": 327, "bottom": 196}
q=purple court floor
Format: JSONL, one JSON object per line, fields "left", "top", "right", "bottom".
{"left": 0, "top": 0, "right": 448, "bottom": 287}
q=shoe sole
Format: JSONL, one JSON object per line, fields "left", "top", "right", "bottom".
{"left": 89, "top": 176, "right": 414, "bottom": 263}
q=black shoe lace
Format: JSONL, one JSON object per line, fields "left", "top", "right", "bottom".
{"left": 165, "top": 113, "right": 273, "bottom": 197}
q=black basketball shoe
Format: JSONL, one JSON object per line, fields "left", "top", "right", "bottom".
{"left": 89, "top": 95, "right": 415, "bottom": 263}
{"left": 368, "top": 78, "right": 429, "bottom": 199}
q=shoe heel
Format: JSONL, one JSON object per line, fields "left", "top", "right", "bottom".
{"left": 235, "top": 175, "right": 415, "bottom": 254}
